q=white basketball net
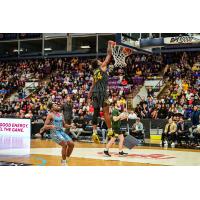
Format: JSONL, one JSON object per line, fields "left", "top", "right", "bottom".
{"left": 111, "top": 45, "right": 132, "bottom": 68}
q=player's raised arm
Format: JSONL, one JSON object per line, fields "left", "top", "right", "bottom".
{"left": 100, "top": 41, "right": 114, "bottom": 72}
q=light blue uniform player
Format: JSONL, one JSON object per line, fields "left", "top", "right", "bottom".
{"left": 50, "top": 113, "right": 72, "bottom": 144}
{"left": 44, "top": 102, "right": 75, "bottom": 166}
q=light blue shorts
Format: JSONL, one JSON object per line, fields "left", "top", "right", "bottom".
{"left": 50, "top": 130, "right": 72, "bottom": 144}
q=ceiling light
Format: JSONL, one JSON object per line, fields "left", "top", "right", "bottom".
{"left": 80, "top": 45, "right": 91, "bottom": 49}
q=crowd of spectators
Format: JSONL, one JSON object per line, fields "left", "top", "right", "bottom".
{"left": 134, "top": 52, "right": 200, "bottom": 122}
{"left": 0, "top": 52, "right": 199, "bottom": 146}
{"left": 0, "top": 54, "right": 162, "bottom": 120}
{"left": 0, "top": 59, "right": 56, "bottom": 103}
{"left": 161, "top": 113, "right": 200, "bottom": 148}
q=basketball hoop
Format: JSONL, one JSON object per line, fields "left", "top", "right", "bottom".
{"left": 111, "top": 44, "right": 133, "bottom": 67}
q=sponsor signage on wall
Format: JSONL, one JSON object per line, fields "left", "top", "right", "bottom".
{"left": 164, "top": 36, "right": 200, "bottom": 44}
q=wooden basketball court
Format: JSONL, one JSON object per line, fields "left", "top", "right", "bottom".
{"left": 0, "top": 139, "right": 200, "bottom": 166}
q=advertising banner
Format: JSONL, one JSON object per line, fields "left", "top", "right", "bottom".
{"left": 164, "top": 36, "right": 200, "bottom": 44}
{"left": 0, "top": 118, "right": 31, "bottom": 155}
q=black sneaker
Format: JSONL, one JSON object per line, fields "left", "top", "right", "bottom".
{"left": 104, "top": 150, "right": 111, "bottom": 157}
{"left": 119, "top": 151, "right": 128, "bottom": 156}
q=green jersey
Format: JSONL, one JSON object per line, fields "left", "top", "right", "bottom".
{"left": 112, "top": 108, "right": 121, "bottom": 131}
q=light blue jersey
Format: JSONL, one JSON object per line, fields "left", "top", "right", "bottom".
{"left": 52, "top": 113, "right": 63, "bottom": 131}
{"left": 50, "top": 112, "right": 72, "bottom": 144}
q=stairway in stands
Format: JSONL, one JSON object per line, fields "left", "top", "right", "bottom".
{"left": 157, "top": 79, "right": 171, "bottom": 99}
{"left": 127, "top": 85, "right": 143, "bottom": 110}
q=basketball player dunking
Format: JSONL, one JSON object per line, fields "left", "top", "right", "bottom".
{"left": 88, "top": 41, "right": 116, "bottom": 142}
{"left": 44, "top": 102, "right": 75, "bottom": 166}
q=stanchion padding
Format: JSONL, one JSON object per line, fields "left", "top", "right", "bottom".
{"left": 124, "top": 135, "right": 139, "bottom": 149}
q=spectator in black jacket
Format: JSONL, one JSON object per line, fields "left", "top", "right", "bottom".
{"left": 191, "top": 106, "right": 200, "bottom": 127}
{"left": 61, "top": 95, "right": 73, "bottom": 124}
{"left": 157, "top": 104, "right": 167, "bottom": 119}
{"left": 177, "top": 116, "right": 190, "bottom": 146}
{"left": 147, "top": 87, "right": 154, "bottom": 97}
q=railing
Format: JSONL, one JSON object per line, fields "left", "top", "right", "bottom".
{"left": 23, "top": 82, "right": 38, "bottom": 99}
{"left": 29, "top": 118, "right": 192, "bottom": 139}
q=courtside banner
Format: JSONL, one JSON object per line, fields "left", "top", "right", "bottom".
{"left": 0, "top": 118, "right": 31, "bottom": 155}
{"left": 164, "top": 36, "right": 200, "bottom": 44}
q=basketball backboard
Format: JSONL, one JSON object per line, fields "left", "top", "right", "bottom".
{"left": 116, "top": 33, "right": 152, "bottom": 54}
{"left": 116, "top": 33, "right": 140, "bottom": 48}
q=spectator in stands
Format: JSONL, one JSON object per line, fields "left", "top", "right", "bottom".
{"left": 128, "top": 110, "right": 138, "bottom": 120}
{"left": 25, "top": 110, "right": 33, "bottom": 119}
{"left": 177, "top": 116, "right": 190, "bottom": 146}
{"left": 131, "top": 118, "right": 144, "bottom": 140}
{"left": 135, "top": 67, "right": 142, "bottom": 76}
{"left": 98, "top": 117, "right": 107, "bottom": 143}
{"left": 161, "top": 118, "right": 177, "bottom": 147}
{"left": 191, "top": 106, "right": 200, "bottom": 127}
{"left": 121, "top": 79, "right": 128, "bottom": 86}
{"left": 72, "top": 115, "right": 86, "bottom": 139}
{"left": 184, "top": 105, "right": 193, "bottom": 119}
{"left": 168, "top": 104, "right": 177, "bottom": 119}
{"left": 151, "top": 105, "right": 159, "bottom": 119}
{"left": 140, "top": 103, "right": 150, "bottom": 118}
{"left": 147, "top": 87, "right": 154, "bottom": 97}
{"left": 157, "top": 104, "right": 168, "bottom": 119}
{"left": 192, "top": 124, "right": 200, "bottom": 146}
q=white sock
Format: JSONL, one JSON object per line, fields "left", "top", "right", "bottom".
{"left": 61, "top": 159, "right": 66, "bottom": 163}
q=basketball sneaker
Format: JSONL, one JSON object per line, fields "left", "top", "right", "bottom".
{"left": 107, "top": 129, "right": 114, "bottom": 137}
{"left": 104, "top": 150, "right": 111, "bottom": 157}
{"left": 164, "top": 140, "right": 168, "bottom": 147}
{"left": 61, "top": 160, "right": 68, "bottom": 166}
{"left": 171, "top": 142, "right": 175, "bottom": 148}
{"left": 92, "top": 131, "right": 100, "bottom": 144}
{"left": 119, "top": 151, "right": 128, "bottom": 156}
